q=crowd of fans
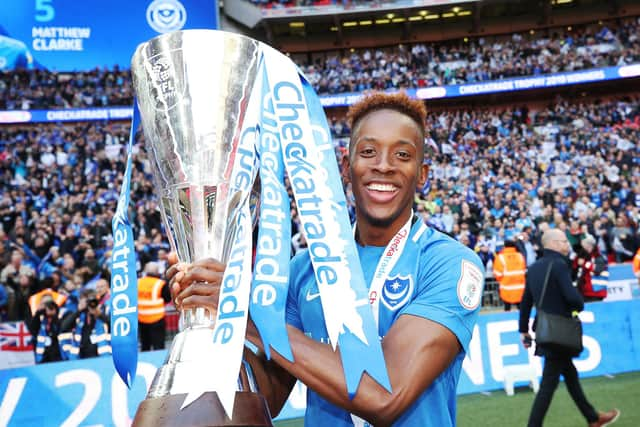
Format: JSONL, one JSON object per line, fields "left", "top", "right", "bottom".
{"left": 2, "top": 93, "right": 640, "bottom": 329}
{"left": 2, "top": 14, "right": 640, "bottom": 362}
{"left": 322, "top": 97, "right": 640, "bottom": 287}
{"left": 6, "top": 98, "right": 636, "bottom": 315}
{"left": 412, "top": 97, "right": 640, "bottom": 280}
{"left": 0, "top": 120, "right": 169, "bottom": 327}
{"left": 2, "top": 17, "right": 639, "bottom": 109}
{"left": 0, "top": 65, "right": 133, "bottom": 110}
{"left": 298, "top": 16, "right": 640, "bottom": 94}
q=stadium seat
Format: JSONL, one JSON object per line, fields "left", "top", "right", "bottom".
{"left": 502, "top": 364, "right": 539, "bottom": 396}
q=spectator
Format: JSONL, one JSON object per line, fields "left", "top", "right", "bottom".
{"left": 60, "top": 289, "right": 111, "bottom": 359}
{"left": 519, "top": 229, "right": 619, "bottom": 427}
{"left": 493, "top": 239, "right": 526, "bottom": 311}
{"left": 572, "top": 234, "right": 608, "bottom": 302}
{"left": 28, "top": 298, "right": 65, "bottom": 363}
{"left": 137, "top": 261, "right": 171, "bottom": 351}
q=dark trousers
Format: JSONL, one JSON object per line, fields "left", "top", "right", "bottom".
{"left": 504, "top": 302, "right": 520, "bottom": 311}
{"left": 527, "top": 355, "right": 599, "bottom": 427}
{"left": 139, "top": 319, "right": 166, "bottom": 351}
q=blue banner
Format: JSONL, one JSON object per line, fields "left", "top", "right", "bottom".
{"left": 457, "top": 299, "right": 640, "bottom": 394}
{"left": 317, "top": 63, "right": 640, "bottom": 107}
{"left": 2, "top": 299, "right": 638, "bottom": 425}
{"left": 1, "top": 0, "right": 217, "bottom": 71}
{"left": 109, "top": 104, "right": 140, "bottom": 388}
{"left": 0, "top": 107, "right": 133, "bottom": 124}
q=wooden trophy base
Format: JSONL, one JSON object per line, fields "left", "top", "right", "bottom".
{"left": 132, "top": 391, "right": 273, "bottom": 427}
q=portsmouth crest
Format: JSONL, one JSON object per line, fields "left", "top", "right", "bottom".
{"left": 381, "top": 275, "right": 413, "bottom": 311}
{"left": 146, "top": 0, "right": 187, "bottom": 34}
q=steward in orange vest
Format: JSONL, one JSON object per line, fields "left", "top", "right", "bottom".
{"left": 633, "top": 248, "right": 640, "bottom": 279}
{"left": 138, "top": 261, "right": 171, "bottom": 351}
{"left": 493, "top": 241, "right": 526, "bottom": 310}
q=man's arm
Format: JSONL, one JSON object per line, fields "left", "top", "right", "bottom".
{"left": 247, "top": 314, "right": 460, "bottom": 427}
{"left": 557, "top": 263, "right": 584, "bottom": 311}
{"left": 242, "top": 346, "right": 297, "bottom": 417}
{"left": 519, "top": 279, "right": 533, "bottom": 334}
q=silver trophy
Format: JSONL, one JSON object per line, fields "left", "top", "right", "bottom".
{"left": 130, "top": 30, "right": 271, "bottom": 427}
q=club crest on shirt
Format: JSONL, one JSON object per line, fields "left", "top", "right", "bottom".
{"left": 457, "top": 260, "right": 483, "bottom": 310}
{"left": 381, "top": 275, "right": 413, "bottom": 311}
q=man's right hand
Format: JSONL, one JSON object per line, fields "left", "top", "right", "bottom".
{"left": 166, "top": 252, "right": 226, "bottom": 315}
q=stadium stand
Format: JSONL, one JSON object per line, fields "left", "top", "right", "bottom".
{"left": 297, "top": 17, "right": 640, "bottom": 94}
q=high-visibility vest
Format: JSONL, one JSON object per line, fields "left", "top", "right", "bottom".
{"left": 138, "top": 276, "right": 166, "bottom": 324}
{"left": 35, "top": 317, "right": 65, "bottom": 363}
{"left": 60, "top": 312, "right": 111, "bottom": 360}
{"left": 493, "top": 247, "right": 526, "bottom": 304}
{"left": 633, "top": 249, "right": 640, "bottom": 278}
{"left": 28, "top": 289, "right": 67, "bottom": 316}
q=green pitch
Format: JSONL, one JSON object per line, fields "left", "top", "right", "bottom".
{"left": 275, "top": 371, "right": 640, "bottom": 426}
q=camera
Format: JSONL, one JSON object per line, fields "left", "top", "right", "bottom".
{"left": 523, "top": 335, "right": 532, "bottom": 346}
{"left": 87, "top": 297, "right": 99, "bottom": 309}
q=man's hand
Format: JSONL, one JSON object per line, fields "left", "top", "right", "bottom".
{"left": 166, "top": 252, "right": 225, "bottom": 314}
{"left": 521, "top": 333, "right": 532, "bottom": 349}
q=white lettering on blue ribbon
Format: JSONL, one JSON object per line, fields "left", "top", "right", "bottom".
{"left": 263, "top": 47, "right": 391, "bottom": 398}
{"left": 250, "top": 59, "right": 294, "bottom": 362}
{"left": 110, "top": 102, "right": 140, "bottom": 388}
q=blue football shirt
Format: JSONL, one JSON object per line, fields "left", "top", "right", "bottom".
{"left": 286, "top": 219, "right": 484, "bottom": 426}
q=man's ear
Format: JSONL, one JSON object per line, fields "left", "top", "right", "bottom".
{"left": 416, "top": 163, "right": 429, "bottom": 189}
{"left": 341, "top": 154, "right": 351, "bottom": 184}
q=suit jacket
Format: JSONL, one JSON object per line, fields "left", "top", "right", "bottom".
{"left": 519, "top": 249, "right": 584, "bottom": 357}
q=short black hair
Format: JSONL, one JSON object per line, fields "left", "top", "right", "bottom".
{"left": 346, "top": 91, "right": 427, "bottom": 149}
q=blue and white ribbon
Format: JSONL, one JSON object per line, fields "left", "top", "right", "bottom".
{"left": 261, "top": 47, "right": 391, "bottom": 397}
{"left": 110, "top": 102, "right": 140, "bottom": 388}
{"left": 250, "top": 59, "right": 294, "bottom": 362}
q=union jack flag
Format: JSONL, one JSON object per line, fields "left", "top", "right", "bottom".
{"left": 0, "top": 321, "right": 33, "bottom": 351}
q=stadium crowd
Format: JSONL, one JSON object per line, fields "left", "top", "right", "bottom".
{"left": 2, "top": 12, "right": 640, "bottom": 357}
{"left": 2, "top": 17, "right": 639, "bottom": 109}
{"left": 2, "top": 93, "right": 640, "bottom": 329}
{"left": 298, "top": 16, "right": 640, "bottom": 94}
{"left": 0, "top": 65, "right": 133, "bottom": 110}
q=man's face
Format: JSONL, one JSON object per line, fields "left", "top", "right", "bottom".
{"left": 345, "top": 109, "right": 426, "bottom": 229}
{"left": 96, "top": 279, "right": 108, "bottom": 297}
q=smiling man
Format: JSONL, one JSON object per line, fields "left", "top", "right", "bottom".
{"left": 169, "top": 91, "right": 485, "bottom": 426}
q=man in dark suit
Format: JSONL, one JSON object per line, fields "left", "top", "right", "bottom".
{"left": 519, "top": 228, "right": 619, "bottom": 427}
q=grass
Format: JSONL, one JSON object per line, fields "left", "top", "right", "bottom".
{"left": 274, "top": 371, "right": 640, "bottom": 426}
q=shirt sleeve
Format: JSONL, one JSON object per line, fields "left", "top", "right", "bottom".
{"left": 400, "top": 242, "right": 484, "bottom": 354}
{"left": 285, "top": 251, "right": 306, "bottom": 330}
